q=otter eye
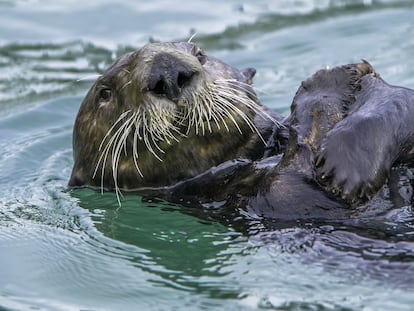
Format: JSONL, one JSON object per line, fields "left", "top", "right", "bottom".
{"left": 99, "top": 88, "right": 112, "bottom": 101}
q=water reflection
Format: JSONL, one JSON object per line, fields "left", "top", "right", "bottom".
{"left": 254, "top": 212, "right": 414, "bottom": 289}
{"left": 73, "top": 186, "right": 414, "bottom": 302}
{"left": 73, "top": 188, "right": 249, "bottom": 297}
{"left": 1, "top": 0, "right": 414, "bottom": 309}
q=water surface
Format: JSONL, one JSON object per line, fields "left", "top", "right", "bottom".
{"left": 1, "top": 0, "right": 414, "bottom": 310}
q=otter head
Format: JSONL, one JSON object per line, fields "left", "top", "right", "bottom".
{"left": 69, "top": 42, "right": 276, "bottom": 194}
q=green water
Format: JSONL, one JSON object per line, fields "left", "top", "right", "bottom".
{"left": 1, "top": 1, "right": 414, "bottom": 310}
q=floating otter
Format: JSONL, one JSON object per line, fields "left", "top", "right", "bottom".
{"left": 69, "top": 42, "right": 283, "bottom": 195}
{"left": 69, "top": 42, "right": 414, "bottom": 221}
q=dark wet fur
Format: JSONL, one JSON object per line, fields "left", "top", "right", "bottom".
{"left": 316, "top": 71, "right": 414, "bottom": 202}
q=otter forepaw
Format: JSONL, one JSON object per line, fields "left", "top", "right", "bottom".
{"left": 315, "top": 129, "right": 387, "bottom": 203}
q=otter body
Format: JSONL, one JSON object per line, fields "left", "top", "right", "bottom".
{"left": 69, "top": 42, "right": 414, "bottom": 222}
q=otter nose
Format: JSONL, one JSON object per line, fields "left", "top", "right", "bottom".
{"left": 148, "top": 53, "right": 195, "bottom": 103}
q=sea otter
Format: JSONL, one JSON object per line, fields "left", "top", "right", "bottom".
{"left": 69, "top": 42, "right": 285, "bottom": 195}
{"left": 69, "top": 42, "right": 414, "bottom": 221}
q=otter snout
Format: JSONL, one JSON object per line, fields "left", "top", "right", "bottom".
{"left": 148, "top": 53, "right": 197, "bottom": 104}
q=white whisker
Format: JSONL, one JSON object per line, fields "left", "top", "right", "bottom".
{"left": 120, "top": 80, "right": 132, "bottom": 91}
{"left": 93, "top": 110, "right": 132, "bottom": 194}
{"left": 214, "top": 80, "right": 284, "bottom": 128}
{"left": 76, "top": 74, "right": 102, "bottom": 82}
{"left": 188, "top": 32, "right": 198, "bottom": 43}
{"left": 215, "top": 90, "right": 267, "bottom": 143}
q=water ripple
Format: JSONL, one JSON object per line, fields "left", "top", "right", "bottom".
{"left": 1, "top": 1, "right": 414, "bottom": 310}
{"left": 0, "top": 42, "right": 113, "bottom": 115}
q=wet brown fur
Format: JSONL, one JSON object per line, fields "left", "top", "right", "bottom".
{"left": 69, "top": 43, "right": 280, "bottom": 191}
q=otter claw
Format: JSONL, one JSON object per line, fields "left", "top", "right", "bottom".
{"left": 315, "top": 156, "right": 324, "bottom": 167}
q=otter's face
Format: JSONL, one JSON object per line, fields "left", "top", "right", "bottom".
{"left": 70, "top": 42, "right": 275, "bottom": 194}
{"left": 90, "top": 42, "right": 258, "bottom": 127}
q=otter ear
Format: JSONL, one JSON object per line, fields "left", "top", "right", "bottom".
{"left": 241, "top": 67, "right": 256, "bottom": 84}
